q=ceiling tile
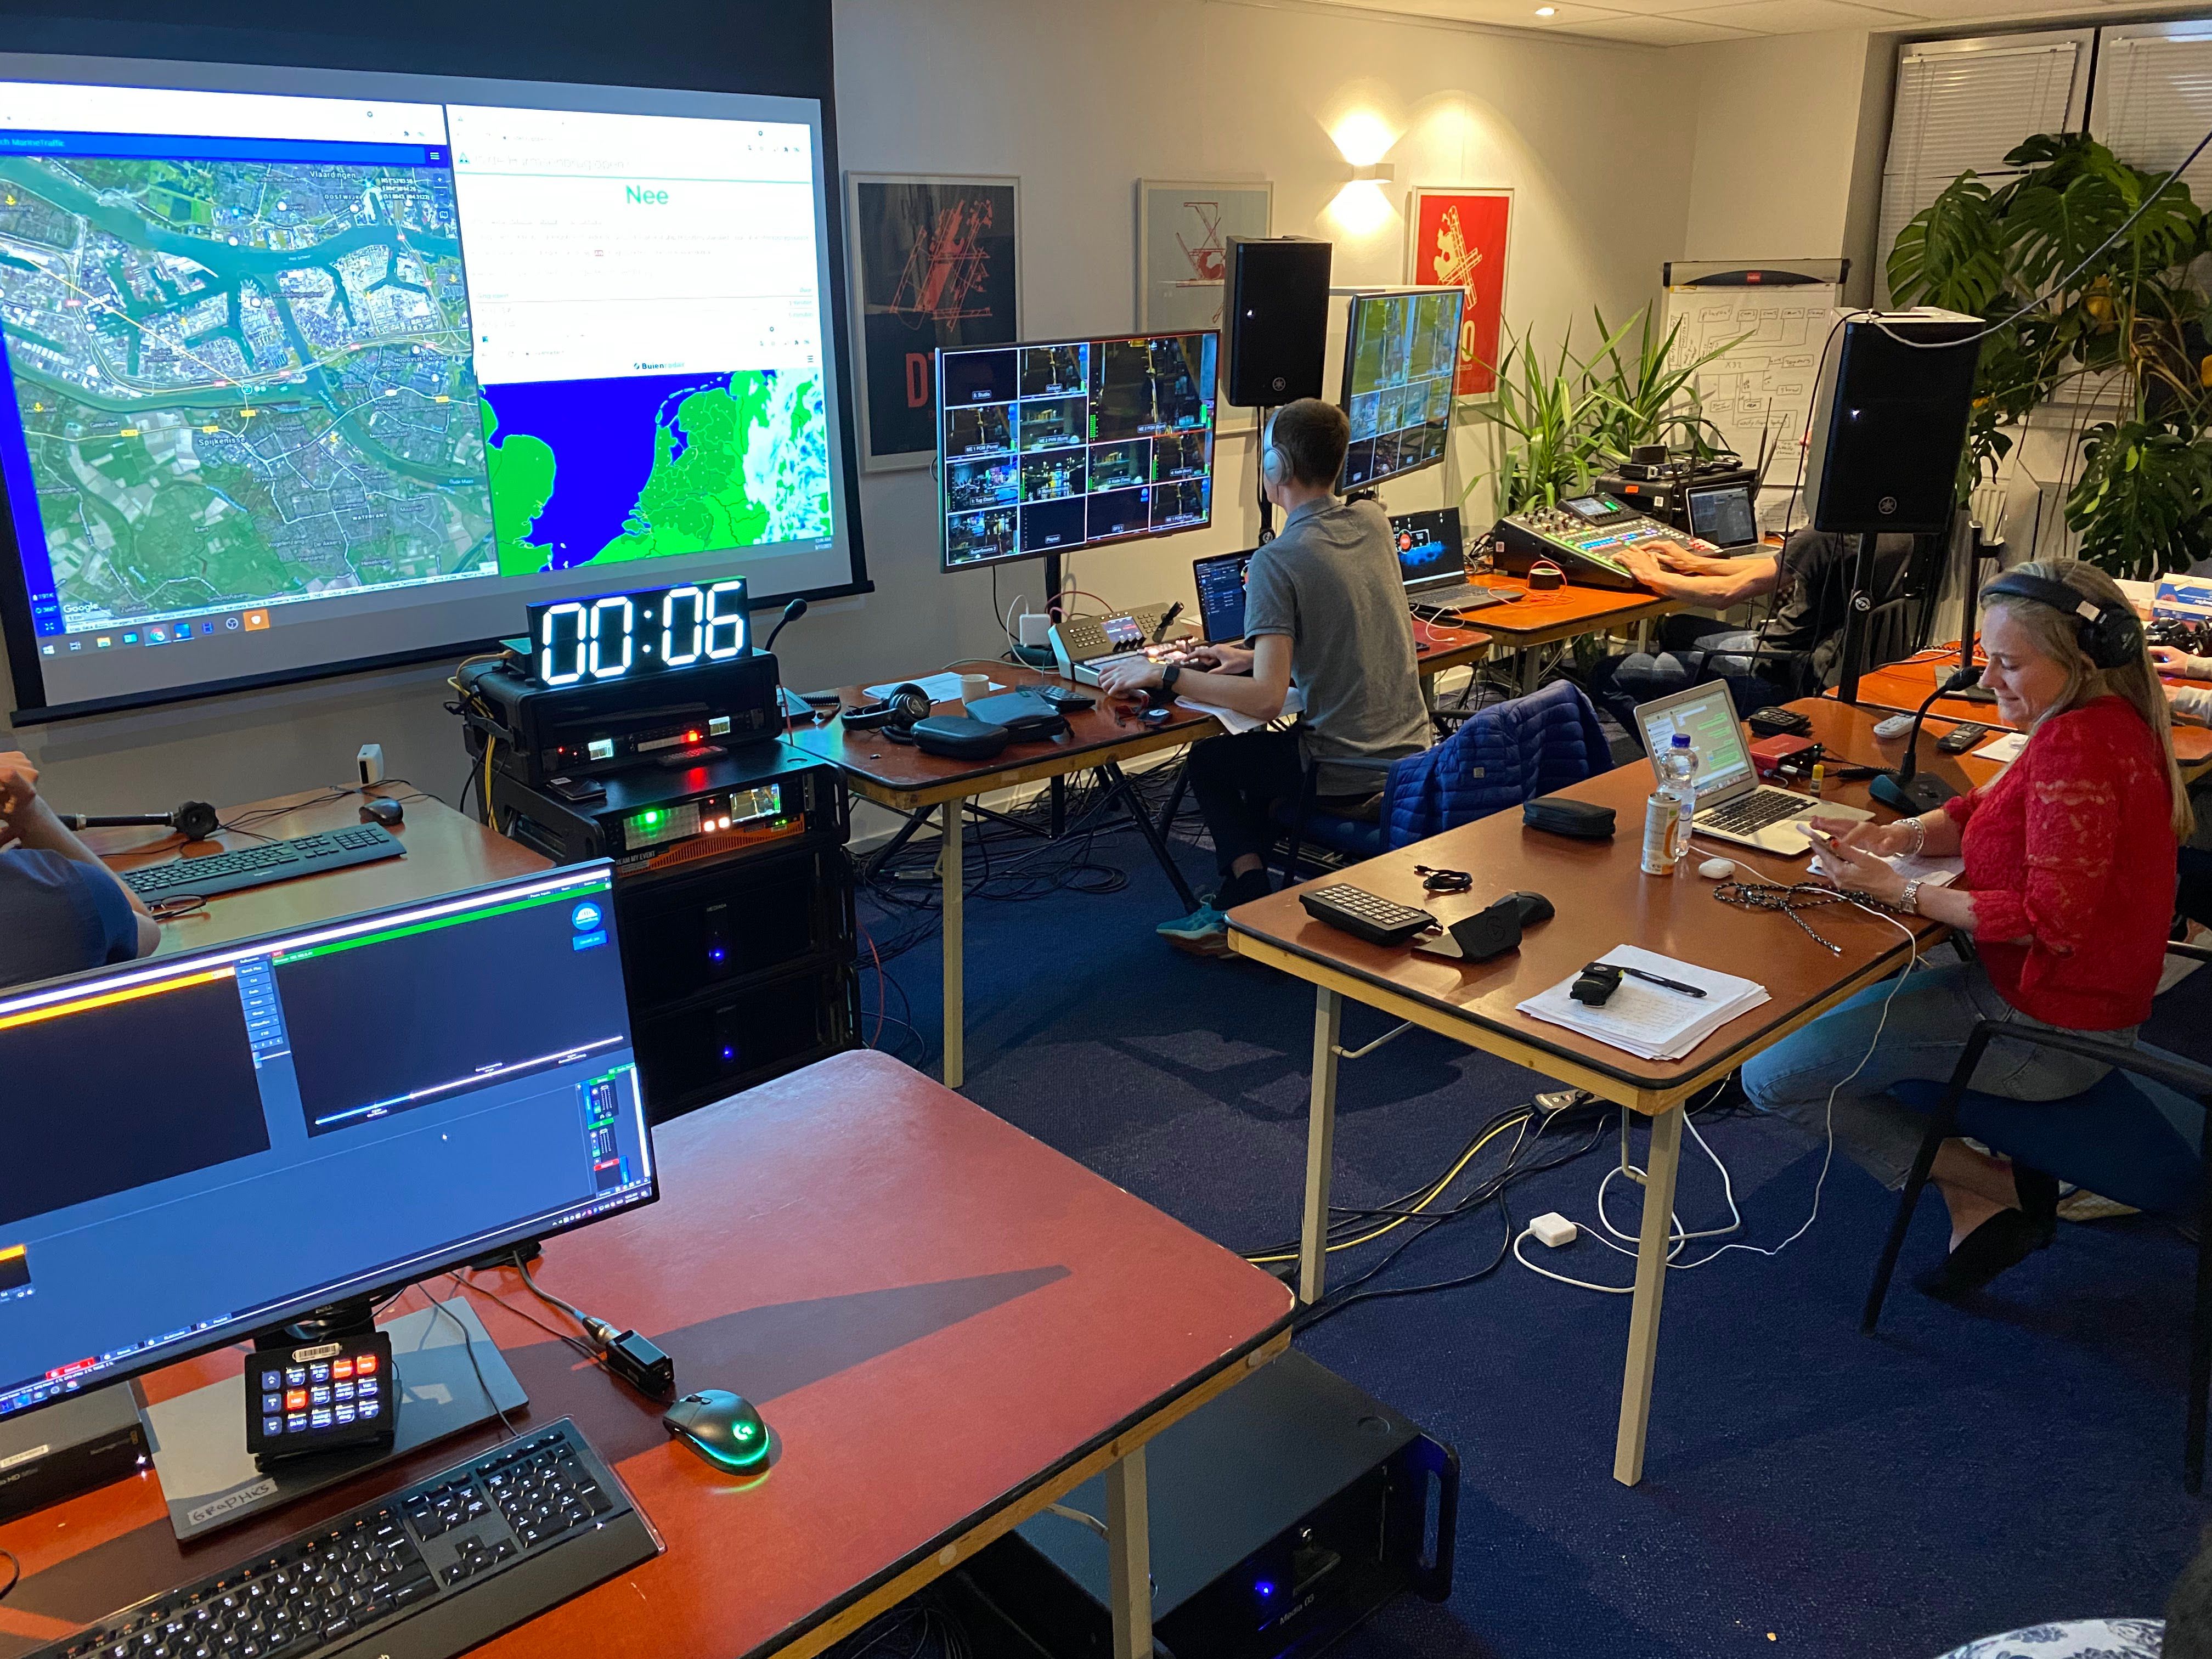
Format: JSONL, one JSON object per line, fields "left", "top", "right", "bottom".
{"left": 1551, "top": 12, "right": 1760, "bottom": 37}
{"left": 1669, "top": 0, "right": 1927, "bottom": 30}
{"left": 1311, "top": 0, "right": 1644, "bottom": 21}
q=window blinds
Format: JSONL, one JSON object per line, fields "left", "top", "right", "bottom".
{"left": 2092, "top": 25, "right": 2212, "bottom": 207}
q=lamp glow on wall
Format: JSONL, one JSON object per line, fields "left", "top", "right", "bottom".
{"left": 1326, "top": 110, "right": 1400, "bottom": 238}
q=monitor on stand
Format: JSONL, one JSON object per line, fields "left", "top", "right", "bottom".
{"left": 0, "top": 862, "right": 652, "bottom": 1540}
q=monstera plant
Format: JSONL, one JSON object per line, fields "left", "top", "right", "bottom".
{"left": 1889, "top": 133, "right": 2212, "bottom": 578}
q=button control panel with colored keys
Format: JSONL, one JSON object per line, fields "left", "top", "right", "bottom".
{"left": 244, "top": 1331, "right": 397, "bottom": 1466}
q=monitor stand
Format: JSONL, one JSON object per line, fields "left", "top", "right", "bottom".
{"left": 136, "top": 1295, "right": 527, "bottom": 1544}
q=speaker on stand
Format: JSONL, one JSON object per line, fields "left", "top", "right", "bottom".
{"left": 1803, "top": 309, "right": 1982, "bottom": 704}
{"left": 1226, "top": 237, "right": 1332, "bottom": 539}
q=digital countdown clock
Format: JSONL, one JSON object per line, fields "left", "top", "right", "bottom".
{"left": 524, "top": 578, "right": 750, "bottom": 687}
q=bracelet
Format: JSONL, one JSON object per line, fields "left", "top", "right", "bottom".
{"left": 1901, "top": 815, "right": 1927, "bottom": 858}
{"left": 1900, "top": 877, "right": 1926, "bottom": 916}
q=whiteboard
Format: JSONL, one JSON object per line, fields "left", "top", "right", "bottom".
{"left": 1662, "top": 284, "right": 1848, "bottom": 520}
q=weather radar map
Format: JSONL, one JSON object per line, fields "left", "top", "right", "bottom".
{"left": 0, "top": 75, "right": 847, "bottom": 713}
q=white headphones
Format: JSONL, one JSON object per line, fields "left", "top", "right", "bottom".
{"left": 1262, "top": 415, "right": 1291, "bottom": 489}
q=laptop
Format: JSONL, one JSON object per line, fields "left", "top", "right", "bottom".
{"left": 1685, "top": 482, "right": 1759, "bottom": 549}
{"left": 1192, "top": 549, "right": 1254, "bottom": 645}
{"left": 1391, "top": 507, "right": 1512, "bottom": 617}
{"left": 1633, "top": 680, "right": 1869, "bottom": 854}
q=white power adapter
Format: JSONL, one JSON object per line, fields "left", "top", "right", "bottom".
{"left": 356, "top": 743, "right": 385, "bottom": 787}
{"left": 1017, "top": 613, "right": 1053, "bottom": 648}
{"left": 1528, "top": 1212, "right": 1579, "bottom": 1249}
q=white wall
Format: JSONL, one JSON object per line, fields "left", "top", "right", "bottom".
{"left": 0, "top": 0, "right": 1694, "bottom": 817}
{"left": 1674, "top": 27, "right": 1891, "bottom": 303}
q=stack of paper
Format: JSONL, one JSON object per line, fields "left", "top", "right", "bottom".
{"left": 1177, "top": 684, "right": 1304, "bottom": 735}
{"left": 1517, "top": 945, "right": 1769, "bottom": 1062}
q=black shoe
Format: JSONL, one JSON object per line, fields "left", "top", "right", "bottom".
{"left": 1913, "top": 1208, "right": 2050, "bottom": 1301}
{"left": 2012, "top": 1163, "right": 2060, "bottom": 1247}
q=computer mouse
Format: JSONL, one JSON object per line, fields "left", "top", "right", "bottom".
{"left": 358, "top": 797, "right": 403, "bottom": 827}
{"left": 1506, "top": 890, "right": 1554, "bottom": 927}
{"left": 1698, "top": 857, "right": 1737, "bottom": 880}
{"left": 662, "top": 1389, "right": 771, "bottom": 1473}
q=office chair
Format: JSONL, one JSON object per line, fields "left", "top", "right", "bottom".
{"left": 1863, "top": 951, "right": 2212, "bottom": 1491}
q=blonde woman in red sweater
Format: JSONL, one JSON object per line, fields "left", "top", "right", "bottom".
{"left": 1744, "top": 560, "right": 2192, "bottom": 1298}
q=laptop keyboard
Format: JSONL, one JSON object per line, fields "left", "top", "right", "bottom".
{"left": 1696, "top": 786, "right": 1813, "bottom": 836}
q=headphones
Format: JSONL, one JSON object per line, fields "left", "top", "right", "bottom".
{"left": 1982, "top": 572, "right": 2145, "bottom": 670}
{"left": 1262, "top": 435, "right": 1290, "bottom": 490}
{"left": 839, "top": 682, "right": 933, "bottom": 732}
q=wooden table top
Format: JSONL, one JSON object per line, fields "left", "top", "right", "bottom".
{"left": 0, "top": 1051, "right": 1294, "bottom": 1659}
{"left": 89, "top": 787, "right": 547, "bottom": 958}
{"left": 1441, "top": 573, "right": 1679, "bottom": 648}
{"left": 1226, "top": 697, "right": 1953, "bottom": 1110}
{"left": 1841, "top": 646, "right": 2212, "bottom": 767}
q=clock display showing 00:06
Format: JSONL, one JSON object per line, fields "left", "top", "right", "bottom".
{"left": 537, "top": 581, "right": 748, "bottom": 685}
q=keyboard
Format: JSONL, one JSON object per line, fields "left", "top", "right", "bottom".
{"left": 33, "top": 1419, "right": 657, "bottom": 1659}
{"left": 1299, "top": 883, "right": 1436, "bottom": 947}
{"left": 1696, "top": 786, "right": 1815, "bottom": 836}
{"left": 121, "top": 825, "right": 402, "bottom": 900}
{"left": 1408, "top": 583, "right": 1511, "bottom": 619}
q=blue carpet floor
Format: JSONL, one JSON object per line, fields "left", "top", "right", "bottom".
{"left": 856, "top": 810, "right": 2210, "bottom": 1659}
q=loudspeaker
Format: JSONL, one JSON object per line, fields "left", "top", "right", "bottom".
{"left": 1226, "top": 236, "right": 1333, "bottom": 407}
{"left": 1803, "top": 310, "right": 1981, "bottom": 535}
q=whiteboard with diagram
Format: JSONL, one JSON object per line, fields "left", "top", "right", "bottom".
{"left": 1662, "top": 284, "right": 1848, "bottom": 520}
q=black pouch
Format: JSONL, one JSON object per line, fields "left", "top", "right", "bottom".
{"left": 911, "top": 715, "right": 1009, "bottom": 759}
{"left": 1522, "top": 796, "right": 1616, "bottom": 839}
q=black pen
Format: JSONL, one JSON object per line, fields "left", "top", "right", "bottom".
{"left": 1616, "top": 964, "right": 1707, "bottom": 998}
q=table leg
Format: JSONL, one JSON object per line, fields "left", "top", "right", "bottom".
{"left": 1105, "top": 1447, "right": 1154, "bottom": 1659}
{"left": 1613, "top": 1103, "right": 1684, "bottom": 1486}
{"left": 1102, "top": 759, "right": 1198, "bottom": 913}
{"left": 942, "top": 797, "right": 966, "bottom": 1090}
{"left": 1300, "top": 987, "right": 1342, "bottom": 1305}
{"left": 1519, "top": 648, "right": 1539, "bottom": 695}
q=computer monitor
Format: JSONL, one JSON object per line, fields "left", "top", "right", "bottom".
{"left": 0, "top": 864, "right": 651, "bottom": 1426}
{"left": 1340, "top": 288, "right": 1464, "bottom": 490}
{"left": 1687, "top": 483, "right": 1759, "bottom": 549}
{"left": 1389, "top": 507, "right": 1464, "bottom": 592}
{"left": 1193, "top": 549, "right": 1254, "bottom": 644}
{"left": 937, "top": 332, "right": 1219, "bottom": 571}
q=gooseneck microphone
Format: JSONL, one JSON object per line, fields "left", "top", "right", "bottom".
{"left": 1868, "top": 667, "right": 1982, "bottom": 815}
{"left": 58, "top": 800, "right": 222, "bottom": 842}
{"left": 764, "top": 597, "right": 808, "bottom": 653}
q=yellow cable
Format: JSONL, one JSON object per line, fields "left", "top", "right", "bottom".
{"left": 1246, "top": 1109, "right": 1532, "bottom": 1265}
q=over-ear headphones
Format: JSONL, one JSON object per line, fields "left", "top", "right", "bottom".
{"left": 839, "top": 682, "right": 933, "bottom": 731}
{"left": 1982, "top": 572, "right": 2145, "bottom": 670}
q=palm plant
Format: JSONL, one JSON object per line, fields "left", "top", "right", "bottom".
{"left": 1579, "top": 307, "right": 1743, "bottom": 469}
{"left": 1470, "top": 325, "right": 1610, "bottom": 515}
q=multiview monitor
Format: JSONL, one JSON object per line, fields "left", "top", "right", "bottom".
{"left": 936, "top": 331, "right": 1218, "bottom": 571}
{"left": 0, "top": 864, "right": 652, "bottom": 1426}
{"left": 0, "top": 54, "right": 864, "bottom": 721}
{"left": 1340, "top": 288, "right": 1463, "bottom": 490}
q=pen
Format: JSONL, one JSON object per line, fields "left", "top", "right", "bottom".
{"left": 1616, "top": 963, "right": 1707, "bottom": 998}
{"left": 1151, "top": 601, "right": 1184, "bottom": 643}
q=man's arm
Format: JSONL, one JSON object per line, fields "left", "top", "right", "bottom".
{"left": 0, "top": 752, "right": 161, "bottom": 956}
{"left": 1616, "top": 543, "right": 1779, "bottom": 607}
{"left": 1096, "top": 634, "right": 1293, "bottom": 720}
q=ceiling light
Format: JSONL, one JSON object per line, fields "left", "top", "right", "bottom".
{"left": 1535, "top": 7, "right": 1556, "bottom": 15}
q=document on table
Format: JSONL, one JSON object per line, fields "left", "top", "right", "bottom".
{"left": 1516, "top": 944, "right": 1769, "bottom": 1062}
{"left": 1971, "top": 731, "right": 2028, "bottom": 764}
{"left": 862, "top": 671, "right": 1006, "bottom": 703}
{"left": 1178, "top": 684, "right": 1304, "bottom": 734}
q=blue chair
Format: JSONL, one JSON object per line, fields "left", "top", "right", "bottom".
{"left": 1862, "top": 975, "right": 2212, "bottom": 1489}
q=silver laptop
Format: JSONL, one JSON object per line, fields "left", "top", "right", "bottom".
{"left": 1634, "top": 680, "right": 1869, "bottom": 854}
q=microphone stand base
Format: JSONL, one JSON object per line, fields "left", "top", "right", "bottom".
{"left": 1869, "top": 772, "right": 1958, "bottom": 815}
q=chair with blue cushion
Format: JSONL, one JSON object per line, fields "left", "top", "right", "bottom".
{"left": 1862, "top": 964, "right": 2212, "bottom": 1489}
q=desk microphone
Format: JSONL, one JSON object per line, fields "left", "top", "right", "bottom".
{"left": 764, "top": 597, "right": 808, "bottom": 653}
{"left": 1868, "top": 667, "right": 1981, "bottom": 815}
{"left": 764, "top": 598, "right": 810, "bottom": 719}
{"left": 59, "top": 800, "right": 222, "bottom": 842}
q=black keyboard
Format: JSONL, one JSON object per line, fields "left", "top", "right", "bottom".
{"left": 1299, "top": 883, "right": 1436, "bottom": 947}
{"left": 33, "top": 1419, "right": 657, "bottom": 1659}
{"left": 121, "top": 826, "right": 402, "bottom": 900}
{"left": 1697, "top": 786, "right": 1814, "bottom": 836}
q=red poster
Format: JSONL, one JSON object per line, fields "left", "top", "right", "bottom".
{"left": 1407, "top": 190, "right": 1511, "bottom": 398}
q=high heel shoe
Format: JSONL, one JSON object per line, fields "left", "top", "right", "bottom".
{"left": 1913, "top": 1208, "right": 2050, "bottom": 1301}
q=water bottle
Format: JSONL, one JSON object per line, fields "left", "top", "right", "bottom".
{"left": 1660, "top": 734, "right": 1699, "bottom": 865}
{"left": 1641, "top": 735, "right": 1699, "bottom": 876}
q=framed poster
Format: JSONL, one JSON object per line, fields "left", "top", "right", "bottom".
{"left": 1139, "top": 180, "right": 1269, "bottom": 431}
{"left": 1406, "top": 188, "right": 1513, "bottom": 401}
{"left": 848, "top": 173, "right": 1020, "bottom": 472}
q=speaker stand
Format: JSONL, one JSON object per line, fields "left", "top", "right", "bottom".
{"left": 1835, "top": 531, "right": 1879, "bottom": 707}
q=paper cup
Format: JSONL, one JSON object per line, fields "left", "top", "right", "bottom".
{"left": 958, "top": 673, "right": 990, "bottom": 710}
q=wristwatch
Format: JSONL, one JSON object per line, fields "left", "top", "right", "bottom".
{"left": 1160, "top": 663, "right": 1181, "bottom": 695}
{"left": 1899, "top": 877, "right": 1925, "bottom": 916}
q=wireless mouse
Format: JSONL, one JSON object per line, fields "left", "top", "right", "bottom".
{"left": 358, "top": 797, "right": 403, "bottom": 827}
{"left": 1699, "top": 857, "right": 1736, "bottom": 880}
{"left": 662, "top": 1389, "right": 771, "bottom": 1473}
{"left": 1505, "top": 890, "right": 1554, "bottom": 927}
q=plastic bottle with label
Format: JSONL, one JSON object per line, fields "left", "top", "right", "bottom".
{"left": 1641, "top": 733, "right": 1699, "bottom": 875}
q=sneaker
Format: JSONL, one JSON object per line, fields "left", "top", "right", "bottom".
{"left": 1156, "top": 902, "right": 1232, "bottom": 956}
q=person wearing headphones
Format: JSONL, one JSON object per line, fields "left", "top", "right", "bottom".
{"left": 1741, "top": 560, "right": 2192, "bottom": 1298}
{"left": 1097, "top": 398, "right": 1429, "bottom": 954}
{"left": 1, "top": 749, "right": 160, "bottom": 989}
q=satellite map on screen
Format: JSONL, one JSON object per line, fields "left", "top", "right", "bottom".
{"left": 0, "top": 154, "right": 497, "bottom": 632}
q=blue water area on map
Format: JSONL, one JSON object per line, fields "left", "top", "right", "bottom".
{"left": 483, "top": 371, "right": 728, "bottom": 568}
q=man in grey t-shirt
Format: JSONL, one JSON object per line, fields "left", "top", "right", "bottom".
{"left": 1098, "top": 399, "right": 1429, "bottom": 953}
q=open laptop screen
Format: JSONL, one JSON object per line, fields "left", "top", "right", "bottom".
{"left": 1637, "top": 682, "right": 1754, "bottom": 799}
{"left": 1193, "top": 550, "right": 1253, "bottom": 644}
{"left": 1389, "top": 507, "right": 1462, "bottom": 589}
{"left": 1687, "top": 484, "right": 1758, "bottom": 548}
